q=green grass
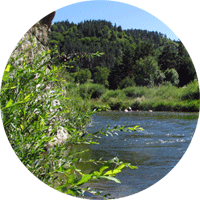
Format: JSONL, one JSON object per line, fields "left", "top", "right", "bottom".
{"left": 100, "top": 89, "right": 126, "bottom": 102}
{"left": 180, "top": 80, "right": 200, "bottom": 100}
{"left": 87, "top": 80, "right": 199, "bottom": 112}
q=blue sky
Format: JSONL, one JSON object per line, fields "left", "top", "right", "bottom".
{"left": 52, "top": 0, "right": 179, "bottom": 41}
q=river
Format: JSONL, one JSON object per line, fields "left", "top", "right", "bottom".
{"left": 76, "top": 111, "right": 199, "bottom": 199}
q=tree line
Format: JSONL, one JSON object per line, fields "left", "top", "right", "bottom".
{"left": 48, "top": 19, "right": 196, "bottom": 89}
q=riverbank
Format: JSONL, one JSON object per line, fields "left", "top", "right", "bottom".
{"left": 90, "top": 98, "right": 199, "bottom": 112}
{"left": 79, "top": 80, "right": 200, "bottom": 113}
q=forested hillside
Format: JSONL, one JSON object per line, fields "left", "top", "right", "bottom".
{"left": 49, "top": 20, "right": 196, "bottom": 89}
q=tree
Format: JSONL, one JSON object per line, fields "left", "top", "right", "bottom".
{"left": 48, "top": 19, "right": 181, "bottom": 89}
{"left": 154, "top": 69, "right": 165, "bottom": 86}
{"left": 158, "top": 43, "right": 178, "bottom": 71}
{"left": 109, "top": 30, "right": 117, "bottom": 41}
{"left": 75, "top": 69, "right": 91, "bottom": 84}
{"left": 117, "top": 25, "right": 122, "bottom": 32}
{"left": 108, "top": 45, "right": 135, "bottom": 89}
{"left": 93, "top": 66, "right": 110, "bottom": 87}
{"left": 134, "top": 41, "right": 155, "bottom": 61}
{"left": 164, "top": 68, "right": 179, "bottom": 86}
{"left": 121, "top": 45, "right": 135, "bottom": 77}
{"left": 176, "top": 41, "right": 196, "bottom": 86}
{"left": 134, "top": 56, "right": 160, "bottom": 86}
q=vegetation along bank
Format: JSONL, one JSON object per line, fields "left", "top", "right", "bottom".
{"left": 49, "top": 19, "right": 199, "bottom": 112}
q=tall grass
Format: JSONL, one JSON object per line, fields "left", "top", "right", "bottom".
{"left": 100, "top": 89, "right": 126, "bottom": 102}
{"left": 87, "top": 80, "right": 199, "bottom": 112}
{"left": 180, "top": 80, "right": 199, "bottom": 100}
{"left": 122, "top": 85, "right": 182, "bottom": 100}
{"left": 78, "top": 82, "right": 107, "bottom": 99}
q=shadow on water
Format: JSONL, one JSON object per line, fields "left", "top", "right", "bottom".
{"left": 74, "top": 111, "right": 199, "bottom": 198}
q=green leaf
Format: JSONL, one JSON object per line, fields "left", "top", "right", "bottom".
{"left": 2, "top": 74, "right": 9, "bottom": 82}
{"left": 24, "top": 94, "right": 31, "bottom": 101}
{"left": 75, "top": 174, "right": 93, "bottom": 186}
{"left": 127, "top": 125, "right": 144, "bottom": 131}
{"left": 91, "top": 171, "right": 100, "bottom": 177}
{"left": 127, "top": 164, "right": 138, "bottom": 170}
{"left": 100, "top": 176, "right": 121, "bottom": 183}
{"left": 99, "top": 166, "right": 109, "bottom": 175}
{"left": 5, "top": 99, "right": 13, "bottom": 108}
{"left": 20, "top": 124, "right": 24, "bottom": 130}
{"left": 5, "top": 64, "right": 11, "bottom": 72}
{"left": 103, "top": 170, "right": 114, "bottom": 176}
{"left": 109, "top": 163, "right": 128, "bottom": 175}
{"left": 66, "top": 189, "right": 78, "bottom": 196}
{"left": 39, "top": 116, "right": 45, "bottom": 127}
{"left": 67, "top": 174, "right": 76, "bottom": 184}
{"left": 103, "top": 167, "right": 122, "bottom": 176}
{"left": 115, "top": 163, "right": 128, "bottom": 171}
{"left": 112, "top": 169, "right": 121, "bottom": 174}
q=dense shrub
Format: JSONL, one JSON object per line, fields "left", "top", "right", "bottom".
{"left": 122, "top": 86, "right": 150, "bottom": 98}
{"left": 118, "top": 77, "right": 135, "bottom": 89}
{"left": 78, "top": 83, "right": 107, "bottom": 99}
{"left": 100, "top": 89, "right": 126, "bottom": 102}
{"left": 154, "top": 69, "right": 165, "bottom": 85}
{"left": 130, "top": 99, "right": 141, "bottom": 110}
{"left": 107, "top": 98, "right": 123, "bottom": 110}
{"left": 122, "top": 87, "right": 136, "bottom": 98}
{"left": 75, "top": 68, "right": 91, "bottom": 84}
{"left": 154, "top": 85, "right": 181, "bottom": 99}
{"left": 164, "top": 68, "right": 179, "bottom": 86}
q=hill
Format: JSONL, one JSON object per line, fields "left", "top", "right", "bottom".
{"left": 48, "top": 19, "right": 196, "bottom": 89}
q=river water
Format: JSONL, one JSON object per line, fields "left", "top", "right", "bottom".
{"left": 77, "top": 111, "right": 199, "bottom": 199}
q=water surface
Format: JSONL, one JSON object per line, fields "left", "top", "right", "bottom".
{"left": 78, "top": 111, "right": 198, "bottom": 198}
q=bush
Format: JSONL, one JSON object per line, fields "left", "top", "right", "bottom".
{"left": 154, "top": 85, "right": 181, "bottom": 99}
{"left": 75, "top": 68, "right": 91, "bottom": 84}
{"left": 118, "top": 77, "right": 135, "bottom": 89}
{"left": 164, "top": 68, "right": 179, "bottom": 86}
{"left": 78, "top": 83, "right": 107, "bottom": 99}
{"left": 107, "top": 98, "right": 123, "bottom": 110}
{"left": 162, "top": 81, "right": 173, "bottom": 86}
{"left": 100, "top": 89, "right": 126, "bottom": 102}
{"left": 93, "top": 66, "right": 110, "bottom": 87}
{"left": 130, "top": 99, "right": 141, "bottom": 110}
{"left": 154, "top": 69, "right": 165, "bottom": 85}
{"left": 122, "top": 86, "right": 150, "bottom": 98}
